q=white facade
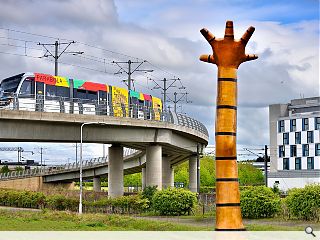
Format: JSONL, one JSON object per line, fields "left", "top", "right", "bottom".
{"left": 269, "top": 97, "right": 320, "bottom": 191}
{"left": 276, "top": 117, "right": 320, "bottom": 170}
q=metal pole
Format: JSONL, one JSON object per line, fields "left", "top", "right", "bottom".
{"left": 197, "top": 143, "right": 200, "bottom": 194}
{"left": 128, "top": 60, "right": 131, "bottom": 92}
{"left": 174, "top": 92, "right": 177, "bottom": 112}
{"left": 264, "top": 145, "right": 268, "bottom": 187}
{"left": 40, "top": 147, "right": 43, "bottom": 170}
{"left": 79, "top": 122, "right": 104, "bottom": 214}
{"left": 54, "top": 41, "right": 58, "bottom": 76}
{"left": 79, "top": 124, "right": 84, "bottom": 214}
{"left": 75, "top": 143, "right": 78, "bottom": 165}
{"left": 163, "top": 78, "right": 167, "bottom": 112}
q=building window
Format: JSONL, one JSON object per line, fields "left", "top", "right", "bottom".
{"left": 290, "top": 145, "right": 297, "bottom": 157}
{"left": 283, "top": 133, "right": 289, "bottom": 145}
{"left": 290, "top": 119, "right": 296, "bottom": 132}
{"left": 283, "top": 158, "right": 289, "bottom": 170}
{"left": 279, "top": 145, "right": 285, "bottom": 158}
{"left": 315, "top": 117, "right": 320, "bottom": 130}
{"left": 302, "top": 144, "right": 309, "bottom": 157}
{"left": 295, "top": 132, "right": 301, "bottom": 144}
{"left": 295, "top": 158, "right": 301, "bottom": 170}
{"left": 302, "top": 118, "right": 309, "bottom": 131}
{"left": 278, "top": 120, "right": 285, "bottom": 133}
{"left": 316, "top": 144, "right": 320, "bottom": 156}
{"left": 307, "top": 157, "right": 314, "bottom": 170}
{"left": 307, "top": 131, "right": 314, "bottom": 143}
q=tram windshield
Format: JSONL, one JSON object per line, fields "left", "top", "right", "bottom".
{"left": 0, "top": 73, "right": 24, "bottom": 96}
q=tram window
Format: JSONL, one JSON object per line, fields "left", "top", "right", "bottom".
{"left": 45, "top": 85, "right": 57, "bottom": 100}
{"left": 131, "top": 97, "right": 138, "bottom": 105}
{"left": 75, "top": 89, "right": 86, "bottom": 100}
{"left": 99, "top": 91, "right": 107, "bottom": 101}
{"left": 87, "top": 91, "right": 97, "bottom": 102}
{"left": 56, "top": 86, "right": 70, "bottom": 100}
{"left": 19, "top": 79, "right": 34, "bottom": 97}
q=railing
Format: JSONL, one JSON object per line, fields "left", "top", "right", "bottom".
{"left": 0, "top": 148, "right": 140, "bottom": 180}
{"left": 0, "top": 93, "right": 208, "bottom": 136}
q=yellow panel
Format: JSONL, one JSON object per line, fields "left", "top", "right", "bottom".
{"left": 112, "top": 86, "right": 129, "bottom": 117}
{"left": 54, "top": 76, "right": 69, "bottom": 87}
{"left": 152, "top": 96, "right": 162, "bottom": 121}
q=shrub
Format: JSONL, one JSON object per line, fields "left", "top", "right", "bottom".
{"left": 285, "top": 184, "right": 320, "bottom": 221}
{"left": 46, "top": 194, "right": 78, "bottom": 211}
{"left": 0, "top": 189, "right": 149, "bottom": 214}
{"left": 240, "top": 186, "right": 281, "bottom": 218}
{"left": 0, "top": 189, "right": 45, "bottom": 208}
{"left": 141, "top": 186, "right": 158, "bottom": 206}
{"left": 152, "top": 188, "right": 197, "bottom": 216}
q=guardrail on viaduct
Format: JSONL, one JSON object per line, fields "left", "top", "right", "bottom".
{"left": 0, "top": 94, "right": 209, "bottom": 137}
{"left": 0, "top": 148, "right": 139, "bottom": 180}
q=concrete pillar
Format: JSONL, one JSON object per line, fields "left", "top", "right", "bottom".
{"left": 162, "top": 156, "right": 172, "bottom": 189}
{"left": 93, "top": 176, "right": 101, "bottom": 192}
{"left": 146, "top": 144, "right": 162, "bottom": 190}
{"left": 108, "top": 144, "right": 123, "bottom": 198}
{"left": 141, "top": 167, "right": 146, "bottom": 190}
{"left": 170, "top": 167, "right": 174, "bottom": 187}
{"left": 189, "top": 155, "right": 197, "bottom": 192}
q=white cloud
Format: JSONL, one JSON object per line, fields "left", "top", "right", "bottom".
{"left": 0, "top": 0, "right": 318, "bottom": 161}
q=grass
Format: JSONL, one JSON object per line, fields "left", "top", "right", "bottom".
{"left": 0, "top": 209, "right": 210, "bottom": 231}
{"left": 0, "top": 207, "right": 319, "bottom": 231}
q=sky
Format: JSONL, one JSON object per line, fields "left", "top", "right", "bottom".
{"left": 0, "top": 0, "right": 319, "bottom": 165}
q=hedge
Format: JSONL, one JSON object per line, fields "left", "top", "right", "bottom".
{"left": 240, "top": 186, "right": 281, "bottom": 218}
{"left": 152, "top": 188, "right": 197, "bottom": 216}
{"left": 285, "top": 184, "right": 320, "bottom": 221}
{"left": 0, "top": 189, "right": 149, "bottom": 214}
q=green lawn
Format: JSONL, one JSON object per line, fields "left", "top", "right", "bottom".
{"left": 0, "top": 209, "right": 209, "bottom": 231}
{"left": 0, "top": 208, "right": 318, "bottom": 231}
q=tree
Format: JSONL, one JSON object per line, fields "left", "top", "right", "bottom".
{"left": 238, "top": 163, "right": 264, "bottom": 186}
{"left": 174, "top": 164, "right": 189, "bottom": 187}
{"left": 0, "top": 165, "right": 10, "bottom": 174}
{"left": 123, "top": 172, "right": 141, "bottom": 187}
{"left": 15, "top": 166, "right": 24, "bottom": 172}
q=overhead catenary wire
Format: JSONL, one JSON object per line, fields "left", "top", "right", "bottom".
{"left": 0, "top": 27, "right": 185, "bottom": 96}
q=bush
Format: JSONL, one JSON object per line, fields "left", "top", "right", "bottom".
{"left": 240, "top": 186, "right": 281, "bottom": 218}
{"left": 0, "top": 189, "right": 45, "bottom": 208}
{"left": 152, "top": 188, "right": 197, "bottom": 216}
{"left": 141, "top": 186, "right": 158, "bottom": 207}
{"left": 0, "top": 189, "right": 149, "bottom": 214}
{"left": 46, "top": 194, "right": 78, "bottom": 211}
{"left": 285, "top": 184, "right": 320, "bottom": 221}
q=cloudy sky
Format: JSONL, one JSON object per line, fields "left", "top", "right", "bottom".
{"left": 0, "top": 0, "right": 319, "bottom": 164}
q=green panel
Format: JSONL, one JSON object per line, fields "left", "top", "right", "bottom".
{"left": 129, "top": 90, "right": 140, "bottom": 98}
{"left": 73, "top": 79, "right": 86, "bottom": 89}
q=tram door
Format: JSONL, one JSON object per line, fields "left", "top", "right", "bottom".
{"left": 98, "top": 90, "right": 108, "bottom": 115}
{"left": 35, "top": 82, "right": 44, "bottom": 112}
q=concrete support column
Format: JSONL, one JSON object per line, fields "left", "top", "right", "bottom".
{"left": 162, "top": 156, "right": 172, "bottom": 189}
{"left": 170, "top": 167, "right": 174, "bottom": 187}
{"left": 141, "top": 167, "right": 146, "bottom": 190}
{"left": 146, "top": 144, "right": 162, "bottom": 190}
{"left": 93, "top": 176, "right": 101, "bottom": 192}
{"left": 108, "top": 144, "right": 123, "bottom": 198}
{"left": 189, "top": 155, "right": 197, "bottom": 192}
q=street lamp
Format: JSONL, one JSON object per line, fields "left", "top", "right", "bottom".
{"left": 79, "top": 122, "right": 106, "bottom": 214}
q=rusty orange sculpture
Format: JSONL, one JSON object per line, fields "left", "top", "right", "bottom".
{"left": 200, "top": 21, "right": 258, "bottom": 231}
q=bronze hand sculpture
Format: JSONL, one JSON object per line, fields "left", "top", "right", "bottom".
{"left": 200, "top": 20, "right": 258, "bottom": 231}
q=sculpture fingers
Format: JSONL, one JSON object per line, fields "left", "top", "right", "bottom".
{"left": 200, "top": 28, "right": 216, "bottom": 45}
{"left": 241, "top": 26, "right": 255, "bottom": 45}
{"left": 224, "top": 20, "right": 234, "bottom": 39}
{"left": 199, "top": 54, "right": 216, "bottom": 64}
{"left": 244, "top": 54, "right": 258, "bottom": 62}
